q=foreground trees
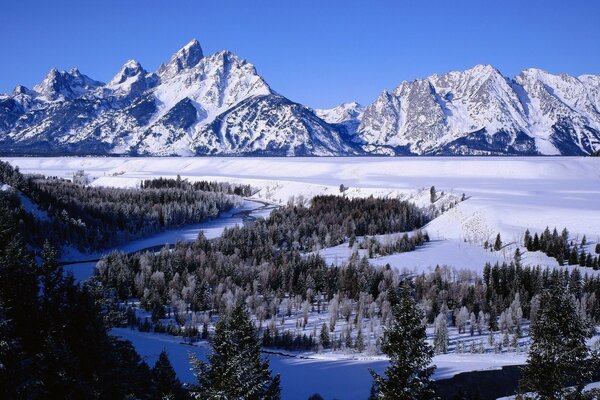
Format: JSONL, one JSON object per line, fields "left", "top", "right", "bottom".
{"left": 520, "top": 283, "right": 597, "bottom": 399}
{"left": 370, "top": 284, "right": 436, "bottom": 400}
{"left": 0, "top": 190, "right": 182, "bottom": 399}
{"left": 190, "top": 305, "right": 281, "bottom": 399}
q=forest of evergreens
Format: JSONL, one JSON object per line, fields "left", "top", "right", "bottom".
{"left": 0, "top": 161, "right": 243, "bottom": 251}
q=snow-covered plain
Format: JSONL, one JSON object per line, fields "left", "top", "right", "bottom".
{"left": 4, "top": 156, "right": 600, "bottom": 399}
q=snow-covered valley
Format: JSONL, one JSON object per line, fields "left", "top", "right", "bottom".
{"left": 3, "top": 156, "right": 600, "bottom": 399}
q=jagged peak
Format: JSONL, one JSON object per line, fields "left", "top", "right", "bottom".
{"left": 13, "top": 85, "right": 33, "bottom": 95}
{"left": 108, "top": 59, "right": 146, "bottom": 86}
{"left": 158, "top": 39, "right": 204, "bottom": 78}
{"left": 34, "top": 67, "right": 102, "bottom": 100}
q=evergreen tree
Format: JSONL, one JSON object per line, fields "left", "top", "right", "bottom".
{"left": 190, "top": 304, "right": 281, "bottom": 399}
{"left": 152, "top": 351, "right": 187, "bottom": 400}
{"left": 320, "top": 323, "right": 330, "bottom": 349}
{"left": 494, "top": 233, "right": 503, "bottom": 251}
{"left": 430, "top": 186, "right": 436, "bottom": 203}
{"left": 370, "top": 284, "right": 436, "bottom": 399}
{"left": 520, "top": 284, "right": 595, "bottom": 398}
{"left": 355, "top": 329, "right": 365, "bottom": 353}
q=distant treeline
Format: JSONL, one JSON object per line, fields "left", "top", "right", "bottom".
{"left": 0, "top": 161, "right": 240, "bottom": 251}
{"left": 141, "top": 176, "right": 254, "bottom": 197}
{"left": 524, "top": 227, "right": 599, "bottom": 269}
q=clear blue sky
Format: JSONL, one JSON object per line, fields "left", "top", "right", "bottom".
{"left": 1, "top": 0, "right": 599, "bottom": 108}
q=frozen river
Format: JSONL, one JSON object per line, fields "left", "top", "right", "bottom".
{"left": 61, "top": 198, "right": 276, "bottom": 281}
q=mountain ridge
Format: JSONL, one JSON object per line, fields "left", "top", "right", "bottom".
{"left": 1, "top": 40, "right": 599, "bottom": 156}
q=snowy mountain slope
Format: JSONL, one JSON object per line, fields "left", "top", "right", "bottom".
{"left": 0, "top": 41, "right": 599, "bottom": 155}
{"left": 0, "top": 39, "right": 358, "bottom": 156}
{"left": 357, "top": 65, "right": 600, "bottom": 155}
{"left": 192, "top": 94, "right": 356, "bottom": 155}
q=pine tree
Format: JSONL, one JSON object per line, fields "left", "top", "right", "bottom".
{"left": 524, "top": 229, "right": 531, "bottom": 248}
{"left": 434, "top": 312, "right": 449, "bottom": 354}
{"left": 369, "top": 284, "right": 436, "bottom": 399}
{"left": 494, "top": 233, "right": 503, "bottom": 251}
{"left": 190, "top": 304, "right": 281, "bottom": 399}
{"left": 430, "top": 186, "right": 436, "bottom": 203}
{"left": 320, "top": 323, "right": 330, "bottom": 349}
{"left": 152, "top": 351, "right": 186, "bottom": 400}
{"left": 520, "top": 284, "right": 594, "bottom": 398}
{"left": 355, "top": 329, "right": 365, "bottom": 353}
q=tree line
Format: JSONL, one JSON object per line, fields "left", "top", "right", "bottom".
{"left": 0, "top": 160, "right": 242, "bottom": 251}
{"left": 524, "top": 227, "right": 599, "bottom": 269}
{"left": 141, "top": 175, "right": 254, "bottom": 197}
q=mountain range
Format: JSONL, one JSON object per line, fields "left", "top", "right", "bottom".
{"left": 1, "top": 39, "right": 599, "bottom": 156}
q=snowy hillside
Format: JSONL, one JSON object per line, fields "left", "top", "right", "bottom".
{"left": 1, "top": 41, "right": 599, "bottom": 155}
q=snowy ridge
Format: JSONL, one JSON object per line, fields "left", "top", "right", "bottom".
{"left": 358, "top": 65, "right": 600, "bottom": 155}
{"left": 0, "top": 39, "right": 350, "bottom": 156}
{"left": 0, "top": 41, "right": 599, "bottom": 155}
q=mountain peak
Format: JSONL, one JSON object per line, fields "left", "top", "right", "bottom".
{"left": 109, "top": 59, "right": 145, "bottom": 86}
{"left": 158, "top": 39, "right": 204, "bottom": 79}
{"left": 34, "top": 67, "right": 102, "bottom": 101}
{"left": 13, "top": 85, "right": 33, "bottom": 96}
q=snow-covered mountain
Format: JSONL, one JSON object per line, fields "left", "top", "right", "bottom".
{"left": 357, "top": 64, "right": 600, "bottom": 155}
{"left": 0, "top": 39, "right": 354, "bottom": 156}
{"left": 0, "top": 42, "right": 599, "bottom": 156}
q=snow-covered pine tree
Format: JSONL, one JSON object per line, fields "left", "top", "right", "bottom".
{"left": 434, "top": 312, "right": 449, "bottom": 354}
{"left": 189, "top": 304, "right": 281, "bottom": 399}
{"left": 369, "top": 283, "right": 436, "bottom": 399}
{"left": 520, "top": 284, "right": 594, "bottom": 398}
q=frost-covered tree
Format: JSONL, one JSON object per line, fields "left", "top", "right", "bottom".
{"left": 456, "top": 306, "right": 469, "bottom": 334}
{"left": 190, "top": 305, "right": 280, "bottom": 399}
{"left": 477, "top": 311, "right": 484, "bottom": 336}
{"left": 434, "top": 312, "right": 449, "bottom": 354}
{"left": 469, "top": 312, "right": 476, "bottom": 336}
{"left": 369, "top": 284, "right": 436, "bottom": 399}
{"left": 529, "top": 295, "right": 541, "bottom": 328}
{"left": 520, "top": 284, "right": 594, "bottom": 399}
{"left": 355, "top": 329, "right": 365, "bottom": 353}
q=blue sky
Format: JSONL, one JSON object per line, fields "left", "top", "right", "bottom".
{"left": 1, "top": 0, "right": 598, "bottom": 108}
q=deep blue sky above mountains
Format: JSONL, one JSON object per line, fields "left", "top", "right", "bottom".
{"left": 1, "top": 0, "right": 599, "bottom": 108}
